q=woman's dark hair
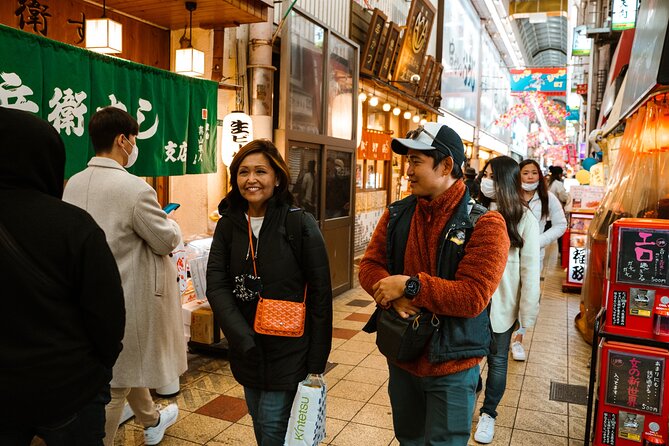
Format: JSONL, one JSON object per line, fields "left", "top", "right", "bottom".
{"left": 548, "top": 165, "right": 563, "bottom": 186}
{"left": 226, "top": 139, "right": 294, "bottom": 210}
{"left": 477, "top": 156, "right": 526, "bottom": 248}
{"left": 519, "top": 159, "right": 549, "bottom": 220}
{"left": 422, "top": 149, "right": 464, "bottom": 179}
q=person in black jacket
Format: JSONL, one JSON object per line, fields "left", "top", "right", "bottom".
{"left": 0, "top": 108, "right": 125, "bottom": 445}
{"left": 206, "top": 139, "right": 333, "bottom": 446}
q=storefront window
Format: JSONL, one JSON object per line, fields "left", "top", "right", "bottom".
{"left": 327, "top": 34, "right": 355, "bottom": 139}
{"left": 325, "top": 151, "right": 352, "bottom": 219}
{"left": 289, "top": 13, "right": 324, "bottom": 134}
{"left": 287, "top": 145, "right": 321, "bottom": 218}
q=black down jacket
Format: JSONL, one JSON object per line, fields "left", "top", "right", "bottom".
{"left": 206, "top": 197, "right": 333, "bottom": 390}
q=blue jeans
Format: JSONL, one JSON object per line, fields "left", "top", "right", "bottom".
{"left": 0, "top": 385, "right": 110, "bottom": 446}
{"left": 244, "top": 387, "right": 297, "bottom": 446}
{"left": 480, "top": 326, "right": 515, "bottom": 419}
{"left": 388, "top": 362, "right": 480, "bottom": 446}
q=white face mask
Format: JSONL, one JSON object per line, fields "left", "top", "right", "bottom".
{"left": 480, "top": 177, "right": 496, "bottom": 199}
{"left": 522, "top": 182, "right": 539, "bottom": 192}
{"left": 122, "top": 136, "right": 139, "bottom": 168}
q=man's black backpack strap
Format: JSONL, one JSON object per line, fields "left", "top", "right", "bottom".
{"left": 467, "top": 202, "right": 488, "bottom": 226}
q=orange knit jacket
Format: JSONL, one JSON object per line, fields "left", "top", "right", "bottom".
{"left": 359, "top": 180, "right": 510, "bottom": 377}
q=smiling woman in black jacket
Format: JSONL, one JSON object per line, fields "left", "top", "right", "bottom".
{"left": 206, "top": 139, "right": 333, "bottom": 446}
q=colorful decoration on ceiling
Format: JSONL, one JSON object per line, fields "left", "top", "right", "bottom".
{"left": 493, "top": 92, "right": 570, "bottom": 128}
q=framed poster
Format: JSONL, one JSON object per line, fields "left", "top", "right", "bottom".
{"left": 392, "top": 0, "right": 436, "bottom": 95}
{"left": 377, "top": 22, "right": 402, "bottom": 80}
{"left": 616, "top": 228, "right": 669, "bottom": 287}
{"left": 360, "top": 8, "right": 387, "bottom": 75}
{"left": 605, "top": 350, "right": 664, "bottom": 414}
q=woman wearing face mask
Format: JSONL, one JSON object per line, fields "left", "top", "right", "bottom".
{"left": 473, "top": 156, "right": 541, "bottom": 445}
{"left": 507, "top": 160, "right": 568, "bottom": 361}
{"left": 206, "top": 140, "right": 333, "bottom": 446}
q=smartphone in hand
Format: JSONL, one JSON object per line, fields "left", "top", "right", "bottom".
{"left": 163, "top": 203, "right": 180, "bottom": 214}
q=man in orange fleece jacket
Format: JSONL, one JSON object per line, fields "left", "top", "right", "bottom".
{"left": 359, "top": 122, "right": 510, "bottom": 445}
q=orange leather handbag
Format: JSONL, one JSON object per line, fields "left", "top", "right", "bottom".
{"left": 247, "top": 215, "right": 307, "bottom": 337}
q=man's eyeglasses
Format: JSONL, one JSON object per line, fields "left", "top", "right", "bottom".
{"left": 405, "top": 125, "right": 453, "bottom": 158}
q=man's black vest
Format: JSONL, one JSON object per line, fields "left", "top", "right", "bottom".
{"left": 380, "top": 191, "right": 493, "bottom": 362}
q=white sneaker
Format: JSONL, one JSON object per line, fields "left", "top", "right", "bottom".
{"left": 474, "top": 413, "right": 496, "bottom": 444}
{"left": 511, "top": 341, "right": 526, "bottom": 361}
{"left": 144, "top": 403, "right": 179, "bottom": 445}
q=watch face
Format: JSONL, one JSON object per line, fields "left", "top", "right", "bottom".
{"left": 406, "top": 278, "right": 420, "bottom": 296}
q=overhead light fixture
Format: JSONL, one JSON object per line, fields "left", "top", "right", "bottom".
{"left": 382, "top": 101, "right": 391, "bottom": 112}
{"left": 403, "top": 111, "right": 412, "bottom": 120}
{"left": 393, "top": 106, "right": 401, "bottom": 116}
{"left": 175, "top": 2, "right": 205, "bottom": 77}
{"left": 368, "top": 96, "right": 379, "bottom": 107}
{"left": 358, "top": 91, "right": 367, "bottom": 102}
{"left": 420, "top": 118, "right": 427, "bottom": 125}
{"left": 85, "top": 0, "right": 122, "bottom": 54}
{"left": 529, "top": 13, "right": 548, "bottom": 24}
{"left": 412, "top": 114, "right": 420, "bottom": 123}
{"left": 483, "top": 0, "right": 523, "bottom": 68}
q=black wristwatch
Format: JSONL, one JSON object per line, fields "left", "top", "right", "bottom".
{"left": 404, "top": 275, "right": 421, "bottom": 299}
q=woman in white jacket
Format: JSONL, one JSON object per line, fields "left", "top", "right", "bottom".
{"left": 474, "top": 156, "right": 541, "bottom": 444}
{"left": 508, "top": 160, "right": 568, "bottom": 361}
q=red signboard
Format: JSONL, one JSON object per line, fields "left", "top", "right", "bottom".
{"left": 358, "top": 129, "right": 392, "bottom": 160}
{"left": 577, "top": 83, "right": 589, "bottom": 95}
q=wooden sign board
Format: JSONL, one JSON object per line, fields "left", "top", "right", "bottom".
{"left": 360, "top": 8, "right": 387, "bottom": 75}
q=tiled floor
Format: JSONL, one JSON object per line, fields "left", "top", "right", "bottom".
{"left": 113, "top": 243, "right": 592, "bottom": 445}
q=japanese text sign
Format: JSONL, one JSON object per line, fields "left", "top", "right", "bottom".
{"left": 616, "top": 228, "right": 669, "bottom": 287}
{"left": 606, "top": 351, "right": 664, "bottom": 414}
{"left": 0, "top": 24, "right": 218, "bottom": 178}
{"left": 612, "top": 0, "right": 639, "bottom": 31}
{"left": 357, "top": 129, "right": 391, "bottom": 161}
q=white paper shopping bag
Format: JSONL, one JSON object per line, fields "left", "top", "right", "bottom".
{"left": 284, "top": 375, "right": 327, "bottom": 446}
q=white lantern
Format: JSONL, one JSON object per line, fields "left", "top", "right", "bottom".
{"left": 221, "top": 111, "right": 253, "bottom": 166}
{"left": 85, "top": 17, "right": 122, "bottom": 54}
{"left": 175, "top": 47, "right": 205, "bottom": 77}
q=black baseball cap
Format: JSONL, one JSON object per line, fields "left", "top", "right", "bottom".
{"left": 391, "top": 122, "right": 465, "bottom": 169}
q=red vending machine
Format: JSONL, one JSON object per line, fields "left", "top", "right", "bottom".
{"left": 593, "top": 219, "right": 669, "bottom": 445}
{"left": 605, "top": 219, "right": 669, "bottom": 341}
{"left": 594, "top": 341, "right": 668, "bottom": 445}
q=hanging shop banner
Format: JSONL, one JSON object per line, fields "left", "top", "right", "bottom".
{"left": 612, "top": 0, "right": 639, "bottom": 31}
{"left": 0, "top": 24, "right": 218, "bottom": 178}
{"left": 510, "top": 68, "right": 567, "bottom": 95}
{"left": 392, "top": 0, "right": 436, "bottom": 95}
{"left": 357, "top": 129, "right": 391, "bottom": 161}
{"left": 480, "top": 32, "right": 511, "bottom": 141}
{"left": 566, "top": 106, "right": 580, "bottom": 120}
{"left": 440, "top": 0, "right": 481, "bottom": 123}
{"left": 572, "top": 25, "right": 592, "bottom": 56}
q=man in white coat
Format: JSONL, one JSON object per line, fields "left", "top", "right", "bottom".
{"left": 63, "top": 107, "right": 187, "bottom": 446}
